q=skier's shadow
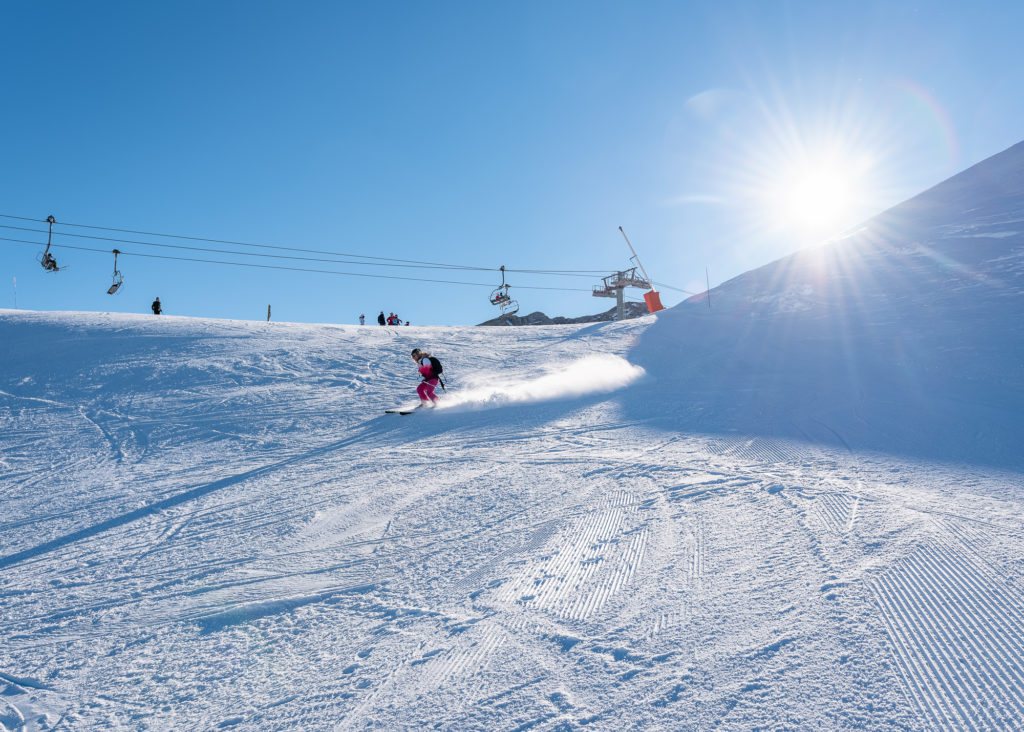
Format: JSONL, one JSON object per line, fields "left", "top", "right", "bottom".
{"left": 371, "top": 390, "right": 633, "bottom": 447}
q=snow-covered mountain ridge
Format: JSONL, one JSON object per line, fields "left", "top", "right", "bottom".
{"left": 635, "top": 139, "right": 1024, "bottom": 470}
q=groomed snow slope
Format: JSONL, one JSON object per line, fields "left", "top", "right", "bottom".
{"left": 2, "top": 308, "right": 1023, "bottom": 731}
{"left": 2, "top": 142, "right": 1024, "bottom": 731}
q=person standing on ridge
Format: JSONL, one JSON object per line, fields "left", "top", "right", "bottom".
{"left": 378, "top": 311, "right": 386, "bottom": 326}
{"left": 359, "top": 314, "right": 365, "bottom": 325}
{"left": 151, "top": 297, "right": 162, "bottom": 315}
{"left": 411, "top": 348, "right": 442, "bottom": 408}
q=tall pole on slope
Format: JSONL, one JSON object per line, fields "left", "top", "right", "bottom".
{"left": 619, "top": 226, "right": 665, "bottom": 314}
{"left": 619, "top": 226, "right": 652, "bottom": 285}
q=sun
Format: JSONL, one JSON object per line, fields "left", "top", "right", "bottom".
{"left": 770, "top": 152, "right": 871, "bottom": 236}
{"left": 783, "top": 166, "right": 853, "bottom": 229}
{"left": 702, "top": 89, "right": 889, "bottom": 247}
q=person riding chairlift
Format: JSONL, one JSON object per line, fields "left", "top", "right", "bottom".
{"left": 42, "top": 252, "right": 59, "bottom": 271}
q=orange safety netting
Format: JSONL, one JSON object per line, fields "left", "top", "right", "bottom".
{"left": 644, "top": 290, "right": 665, "bottom": 313}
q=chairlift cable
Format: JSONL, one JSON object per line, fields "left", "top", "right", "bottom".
{"left": 2, "top": 211, "right": 693, "bottom": 293}
{"left": 652, "top": 281, "right": 701, "bottom": 295}
{"left": 0, "top": 236, "right": 594, "bottom": 292}
{"left": 0, "top": 213, "right": 612, "bottom": 276}
{"left": 0, "top": 221, "right": 610, "bottom": 278}
{"left": 2, "top": 222, "right": 612, "bottom": 279}
{"left": 0, "top": 223, "right": 501, "bottom": 273}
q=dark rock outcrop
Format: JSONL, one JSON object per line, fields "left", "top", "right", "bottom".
{"left": 479, "top": 301, "right": 649, "bottom": 326}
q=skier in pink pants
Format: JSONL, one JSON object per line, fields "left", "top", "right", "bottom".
{"left": 411, "top": 348, "right": 441, "bottom": 407}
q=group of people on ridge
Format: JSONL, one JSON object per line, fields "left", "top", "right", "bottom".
{"left": 358, "top": 312, "right": 410, "bottom": 326}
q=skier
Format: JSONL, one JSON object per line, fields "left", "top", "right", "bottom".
{"left": 387, "top": 312, "right": 397, "bottom": 325}
{"left": 41, "top": 252, "right": 59, "bottom": 271}
{"left": 378, "top": 311, "right": 386, "bottom": 326}
{"left": 359, "top": 314, "right": 365, "bottom": 325}
{"left": 151, "top": 297, "right": 162, "bottom": 315}
{"left": 411, "top": 348, "right": 441, "bottom": 408}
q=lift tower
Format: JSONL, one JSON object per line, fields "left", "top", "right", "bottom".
{"left": 592, "top": 267, "right": 651, "bottom": 321}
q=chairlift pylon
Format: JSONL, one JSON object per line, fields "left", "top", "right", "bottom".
{"left": 37, "top": 215, "right": 64, "bottom": 272}
{"left": 488, "top": 265, "right": 519, "bottom": 316}
{"left": 107, "top": 249, "right": 124, "bottom": 294}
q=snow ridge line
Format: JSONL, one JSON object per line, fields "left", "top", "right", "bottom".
{"left": 647, "top": 605, "right": 686, "bottom": 639}
{"left": 495, "top": 501, "right": 648, "bottom": 621}
{"left": 939, "top": 517, "right": 992, "bottom": 551}
{"left": 193, "top": 583, "right": 380, "bottom": 634}
{"left": 0, "top": 672, "right": 55, "bottom": 691}
{"left": 504, "top": 508, "right": 624, "bottom": 614}
{"left": 688, "top": 517, "right": 705, "bottom": 579}
{"left": 816, "top": 493, "right": 857, "bottom": 534}
{"left": 421, "top": 624, "right": 504, "bottom": 692}
{"left": 452, "top": 519, "right": 561, "bottom": 599}
{"left": 703, "top": 436, "right": 794, "bottom": 464}
{"left": 0, "top": 425, "right": 385, "bottom": 570}
{"left": 871, "top": 542, "right": 1024, "bottom": 729}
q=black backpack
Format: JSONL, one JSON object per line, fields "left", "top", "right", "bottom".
{"left": 428, "top": 356, "right": 445, "bottom": 390}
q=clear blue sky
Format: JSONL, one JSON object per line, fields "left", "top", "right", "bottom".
{"left": 2, "top": 1, "right": 1023, "bottom": 325}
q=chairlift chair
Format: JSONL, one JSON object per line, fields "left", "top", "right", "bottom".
{"left": 37, "top": 215, "right": 64, "bottom": 272}
{"left": 489, "top": 287, "right": 511, "bottom": 307}
{"left": 500, "top": 297, "right": 519, "bottom": 317}
{"left": 107, "top": 249, "right": 124, "bottom": 294}
{"left": 489, "top": 265, "right": 520, "bottom": 316}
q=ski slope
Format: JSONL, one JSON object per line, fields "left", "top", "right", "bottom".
{"left": 2, "top": 142, "right": 1024, "bottom": 729}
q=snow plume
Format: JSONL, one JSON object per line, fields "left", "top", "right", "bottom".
{"left": 440, "top": 355, "right": 645, "bottom": 410}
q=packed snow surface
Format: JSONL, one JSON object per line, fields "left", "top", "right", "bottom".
{"left": 2, "top": 142, "right": 1024, "bottom": 729}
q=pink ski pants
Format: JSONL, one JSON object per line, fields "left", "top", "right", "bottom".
{"left": 417, "top": 378, "right": 439, "bottom": 403}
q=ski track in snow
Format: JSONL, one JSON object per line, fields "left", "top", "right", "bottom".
{"left": 1, "top": 307, "right": 1022, "bottom": 730}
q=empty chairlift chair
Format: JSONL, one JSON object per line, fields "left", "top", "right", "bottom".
{"left": 107, "top": 249, "right": 124, "bottom": 294}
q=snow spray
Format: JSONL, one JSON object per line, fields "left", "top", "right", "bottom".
{"left": 438, "top": 355, "right": 645, "bottom": 410}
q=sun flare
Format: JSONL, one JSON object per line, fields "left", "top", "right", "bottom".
{"left": 770, "top": 152, "right": 871, "bottom": 235}
{"left": 694, "top": 87, "right": 888, "bottom": 246}
{"left": 784, "top": 167, "right": 853, "bottom": 229}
